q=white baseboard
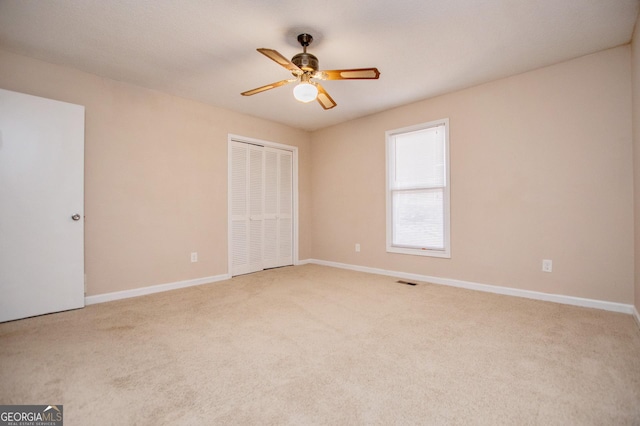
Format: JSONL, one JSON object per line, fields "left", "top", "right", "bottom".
{"left": 85, "top": 273, "right": 231, "bottom": 305}
{"left": 84, "top": 261, "right": 639, "bottom": 323}
{"left": 303, "top": 259, "right": 635, "bottom": 315}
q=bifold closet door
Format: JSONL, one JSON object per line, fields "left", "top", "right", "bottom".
{"left": 231, "top": 142, "right": 263, "bottom": 276}
{"left": 230, "top": 142, "right": 292, "bottom": 276}
{"left": 263, "top": 147, "right": 292, "bottom": 269}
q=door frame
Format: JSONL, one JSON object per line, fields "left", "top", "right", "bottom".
{"left": 227, "top": 134, "right": 299, "bottom": 275}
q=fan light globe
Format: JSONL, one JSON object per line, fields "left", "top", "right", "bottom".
{"left": 293, "top": 82, "right": 318, "bottom": 103}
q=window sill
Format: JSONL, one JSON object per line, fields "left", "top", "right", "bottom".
{"left": 387, "top": 246, "right": 451, "bottom": 258}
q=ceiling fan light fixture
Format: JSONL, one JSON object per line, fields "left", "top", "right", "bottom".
{"left": 242, "top": 33, "right": 379, "bottom": 110}
{"left": 293, "top": 81, "right": 318, "bottom": 103}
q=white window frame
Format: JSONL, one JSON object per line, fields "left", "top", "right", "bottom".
{"left": 385, "top": 118, "right": 450, "bottom": 258}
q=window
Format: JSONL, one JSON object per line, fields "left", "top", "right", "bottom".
{"left": 386, "top": 118, "right": 450, "bottom": 258}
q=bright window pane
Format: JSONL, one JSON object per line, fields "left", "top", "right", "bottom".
{"left": 392, "top": 188, "right": 444, "bottom": 249}
{"left": 394, "top": 125, "right": 445, "bottom": 188}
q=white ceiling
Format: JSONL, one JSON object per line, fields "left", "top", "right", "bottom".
{"left": 1, "top": 0, "right": 638, "bottom": 131}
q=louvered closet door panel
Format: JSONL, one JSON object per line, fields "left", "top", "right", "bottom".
{"left": 278, "top": 150, "right": 293, "bottom": 266}
{"left": 248, "top": 145, "right": 264, "bottom": 273}
{"left": 230, "top": 141, "right": 293, "bottom": 276}
{"left": 263, "top": 149, "right": 279, "bottom": 268}
{"left": 230, "top": 142, "right": 250, "bottom": 276}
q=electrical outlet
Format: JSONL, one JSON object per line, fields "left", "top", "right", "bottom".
{"left": 191, "top": 252, "right": 198, "bottom": 263}
{"left": 355, "top": 243, "right": 361, "bottom": 252}
{"left": 542, "top": 259, "right": 552, "bottom": 273}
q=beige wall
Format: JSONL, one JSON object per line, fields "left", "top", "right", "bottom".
{"left": 633, "top": 13, "right": 640, "bottom": 312}
{"left": 0, "top": 49, "right": 312, "bottom": 296}
{"left": 1, "top": 43, "right": 636, "bottom": 305}
{"left": 311, "top": 46, "right": 634, "bottom": 304}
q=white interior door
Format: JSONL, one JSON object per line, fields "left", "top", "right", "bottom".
{"left": 0, "top": 89, "right": 85, "bottom": 322}
{"left": 230, "top": 140, "right": 293, "bottom": 276}
{"left": 263, "top": 148, "right": 279, "bottom": 269}
{"left": 230, "top": 142, "right": 250, "bottom": 275}
{"left": 248, "top": 144, "right": 264, "bottom": 273}
{"left": 230, "top": 141, "right": 264, "bottom": 276}
{"left": 278, "top": 150, "right": 293, "bottom": 266}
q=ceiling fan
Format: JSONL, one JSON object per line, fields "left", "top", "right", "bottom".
{"left": 241, "top": 33, "right": 380, "bottom": 110}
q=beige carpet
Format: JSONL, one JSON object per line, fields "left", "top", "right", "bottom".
{"left": 1, "top": 264, "right": 639, "bottom": 425}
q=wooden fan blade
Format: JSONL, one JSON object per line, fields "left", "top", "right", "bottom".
{"left": 319, "top": 68, "right": 380, "bottom": 80}
{"left": 241, "top": 79, "right": 294, "bottom": 96}
{"left": 257, "top": 48, "right": 302, "bottom": 74}
{"left": 316, "top": 83, "right": 337, "bottom": 110}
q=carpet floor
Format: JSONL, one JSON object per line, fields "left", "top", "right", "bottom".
{"left": 1, "top": 264, "right": 639, "bottom": 425}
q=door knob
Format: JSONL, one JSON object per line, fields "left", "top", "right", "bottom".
{"left": 71, "top": 214, "right": 81, "bottom": 221}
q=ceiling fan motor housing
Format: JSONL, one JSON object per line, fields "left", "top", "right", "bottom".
{"left": 292, "top": 52, "right": 319, "bottom": 73}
